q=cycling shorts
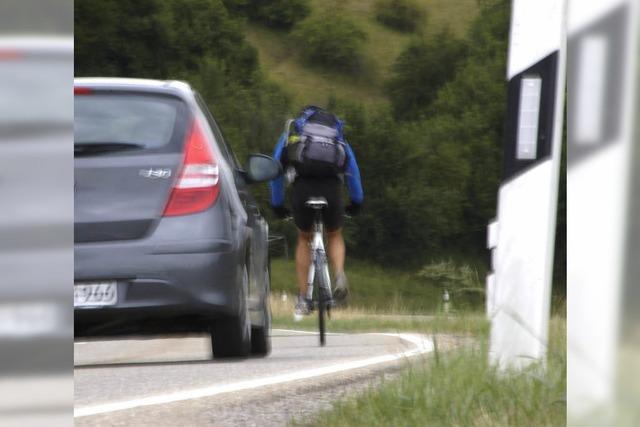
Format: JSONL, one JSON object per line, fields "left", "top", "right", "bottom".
{"left": 291, "top": 177, "right": 344, "bottom": 232}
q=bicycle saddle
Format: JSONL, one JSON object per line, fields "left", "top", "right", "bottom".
{"left": 305, "top": 197, "right": 328, "bottom": 209}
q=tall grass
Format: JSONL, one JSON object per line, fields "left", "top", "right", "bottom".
{"left": 271, "top": 293, "right": 489, "bottom": 337}
{"left": 270, "top": 257, "right": 485, "bottom": 314}
{"left": 300, "top": 317, "right": 566, "bottom": 427}
{"left": 270, "top": 256, "right": 567, "bottom": 317}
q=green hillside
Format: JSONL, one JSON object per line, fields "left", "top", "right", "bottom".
{"left": 245, "top": 0, "right": 478, "bottom": 108}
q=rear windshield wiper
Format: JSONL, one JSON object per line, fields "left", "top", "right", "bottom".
{"left": 74, "top": 142, "right": 144, "bottom": 156}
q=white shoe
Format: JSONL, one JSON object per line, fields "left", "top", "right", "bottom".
{"left": 333, "top": 272, "right": 349, "bottom": 305}
{"left": 294, "top": 295, "right": 311, "bottom": 321}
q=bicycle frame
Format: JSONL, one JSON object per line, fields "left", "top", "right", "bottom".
{"left": 305, "top": 210, "right": 332, "bottom": 304}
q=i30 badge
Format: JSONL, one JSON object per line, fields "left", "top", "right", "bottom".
{"left": 139, "top": 168, "right": 172, "bottom": 179}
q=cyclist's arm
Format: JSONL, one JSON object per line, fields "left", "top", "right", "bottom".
{"left": 344, "top": 143, "right": 364, "bottom": 204}
{"left": 269, "top": 132, "right": 288, "bottom": 207}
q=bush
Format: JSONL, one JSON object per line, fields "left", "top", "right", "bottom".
{"left": 374, "top": 0, "right": 424, "bottom": 32}
{"left": 417, "top": 260, "right": 484, "bottom": 306}
{"left": 418, "top": 260, "right": 481, "bottom": 288}
{"left": 292, "top": 11, "right": 367, "bottom": 73}
{"left": 245, "top": 0, "right": 310, "bottom": 30}
{"left": 386, "top": 28, "right": 467, "bottom": 118}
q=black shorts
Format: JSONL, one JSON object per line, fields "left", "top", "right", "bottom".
{"left": 291, "top": 177, "right": 344, "bottom": 232}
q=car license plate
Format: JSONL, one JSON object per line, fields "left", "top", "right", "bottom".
{"left": 74, "top": 282, "right": 117, "bottom": 307}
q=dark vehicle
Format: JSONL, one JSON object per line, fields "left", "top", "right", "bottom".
{"left": 74, "top": 78, "right": 280, "bottom": 358}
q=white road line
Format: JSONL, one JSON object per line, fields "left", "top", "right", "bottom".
{"left": 74, "top": 332, "right": 433, "bottom": 418}
{"left": 271, "top": 328, "right": 346, "bottom": 335}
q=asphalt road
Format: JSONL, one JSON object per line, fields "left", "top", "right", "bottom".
{"left": 74, "top": 329, "right": 434, "bottom": 426}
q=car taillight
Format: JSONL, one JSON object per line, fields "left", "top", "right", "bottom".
{"left": 163, "top": 119, "right": 220, "bottom": 216}
{"left": 74, "top": 87, "right": 93, "bottom": 95}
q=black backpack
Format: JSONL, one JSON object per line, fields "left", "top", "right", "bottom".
{"left": 286, "top": 106, "right": 347, "bottom": 177}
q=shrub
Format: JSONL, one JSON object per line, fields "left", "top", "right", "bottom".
{"left": 374, "top": 0, "right": 424, "bottom": 32}
{"left": 246, "top": 0, "right": 310, "bottom": 30}
{"left": 386, "top": 28, "right": 467, "bottom": 118}
{"left": 418, "top": 260, "right": 482, "bottom": 292}
{"left": 417, "top": 260, "right": 484, "bottom": 307}
{"left": 292, "top": 11, "right": 367, "bottom": 72}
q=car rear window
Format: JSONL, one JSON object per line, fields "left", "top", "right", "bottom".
{"left": 74, "top": 93, "right": 185, "bottom": 149}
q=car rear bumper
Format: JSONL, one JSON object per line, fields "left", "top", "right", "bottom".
{"left": 74, "top": 238, "right": 241, "bottom": 336}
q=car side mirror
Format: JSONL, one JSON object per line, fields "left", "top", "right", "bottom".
{"left": 244, "top": 154, "right": 282, "bottom": 183}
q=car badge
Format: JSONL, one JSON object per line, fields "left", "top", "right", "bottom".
{"left": 139, "top": 168, "right": 172, "bottom": 179}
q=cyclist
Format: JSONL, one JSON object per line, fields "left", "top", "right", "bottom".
{"left": 269, "top": 106, "right": 364, "bottom": 316}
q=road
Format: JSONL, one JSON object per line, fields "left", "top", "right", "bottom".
{"left": 74, "top": 329, "right": 434, "bottom": 426}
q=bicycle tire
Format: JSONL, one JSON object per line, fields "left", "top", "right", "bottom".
{"left": 315, "top": 258, "right": 328, "bottom": 346}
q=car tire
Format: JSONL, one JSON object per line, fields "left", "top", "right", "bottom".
{"left": 210, "top": 264, "right": 251, "bottom": 358}
{"left": 250, "top": 266, "right": 272, "bottom": 357}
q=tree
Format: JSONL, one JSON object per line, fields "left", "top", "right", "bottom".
{"left": 374, "top": 0, "right": 425, "bottom": 33}
{"left": 75, "top": 0, "right": 290, "bottom": 166}
{"left": 248, "top": 0, "right": 310, "bottom": 30}
{"left": 292, "top": 10, "right": 367, "bottom": 73}
{"left": 345, "top": 0, "right": 510, "bottom": 265}
{"left": 427, "top": 0, "right": 510, "bottom": 247}
{"left": 386, "top": 28, "right": 467, "bottom": 120}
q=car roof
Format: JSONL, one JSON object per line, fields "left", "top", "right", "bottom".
{"left": 74, "top": 77, "right": 194, "bottom": 98}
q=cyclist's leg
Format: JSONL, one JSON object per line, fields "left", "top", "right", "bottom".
{"left": 328, "top": 228, "right": 349, "bottom": 302}
{"left": 327, "top": 229, "right": 345, "bottom": 276}
{"left": 291, "top": 179, "right": 315, "bottom": 314}
{"left": 322, "top": 180, "right": 348, "bottom": 301}
{"left": 295, "top": 230, "right": 312, "bottom": 297}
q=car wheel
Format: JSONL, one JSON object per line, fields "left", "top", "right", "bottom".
{"left": 251, "top": 266, "right": 272, "bottom": 357}
{"left": 210, "top": 264, "right": 251, "bottom": 358}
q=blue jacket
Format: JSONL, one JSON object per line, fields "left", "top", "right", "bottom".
{"left": 269, "top": 131, "right": 364, "bottom": 207}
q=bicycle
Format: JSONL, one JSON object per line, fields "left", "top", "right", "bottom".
{"left": 294, "top": 197, "right": 334, "bottom": 346}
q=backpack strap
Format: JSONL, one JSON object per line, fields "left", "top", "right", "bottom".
{"left": 334, "top": 118, "right": 345, "bottom": 143}
{"left": 283, "top": 119, "right": 295, "bottom": 145}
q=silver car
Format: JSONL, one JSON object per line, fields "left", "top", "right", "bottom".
{"left": 74, "top": 78, "right": 280, "bottom": 358}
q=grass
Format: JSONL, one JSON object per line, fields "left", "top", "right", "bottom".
{"left": 245, "top": 24, "right": 387, "bottom": 108}
{"left": 269, "top": 256, "right": 566, "bottom": 426}
{"left": 270, "top": 257, "right": 458, "bottom": 314}
{"left": 298, "top": 316, "right": 567, "bottom": 427}
{"left": 270, "top": 293, "right": 489, "bottom": 337}
{"left": 244, "top": 0, "right": 478, "bottom": 108}
{"left": 270, "top": 256, "right": 565, "bottom": 316}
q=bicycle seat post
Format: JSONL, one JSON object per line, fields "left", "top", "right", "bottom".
{"left": 305, "top": 197, "right": 327, "bottom": 234}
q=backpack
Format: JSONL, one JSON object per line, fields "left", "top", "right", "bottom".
{"left": 285, "top": 106, "right": 347, "bottom": 177}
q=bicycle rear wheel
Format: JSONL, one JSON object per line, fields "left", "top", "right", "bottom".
{"left": 318, "top": 292, "right": 326, "bottom": 346}
{"left": 314, "top": 259, "right": 329, "bottom": 346}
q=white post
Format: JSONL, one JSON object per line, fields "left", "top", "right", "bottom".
{"left": 567, "top": 0, "right": 638, "bottom": 421}
{"left": 486, "top": 0, "right": 566, "bottom": 371}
